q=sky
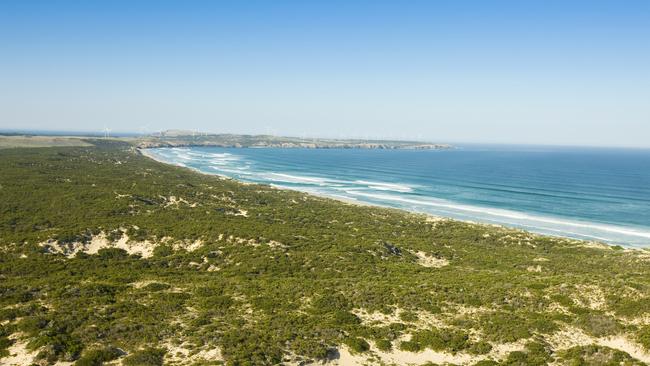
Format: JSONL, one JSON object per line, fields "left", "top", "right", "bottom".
{"left": 0, "top": 0, "right": 649, "bottom": 147}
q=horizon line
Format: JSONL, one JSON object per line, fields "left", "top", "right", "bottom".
{"left": 1, "top": 128, "right": 649, "bottom": 151}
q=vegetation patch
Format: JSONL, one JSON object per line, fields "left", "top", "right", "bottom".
{"left": 0, "top": 141, "right": 649, "bottom": 365}
{"left": 558, "top": 344, "right": 645, "bottom": 365}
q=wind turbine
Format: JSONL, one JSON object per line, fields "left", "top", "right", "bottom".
{"left": 138, "top": 124, "right": 151, "bottom": 136}
{"left": 102, "top": 126, "right": 111, "bottom": 138}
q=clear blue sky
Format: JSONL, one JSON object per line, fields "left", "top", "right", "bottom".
{"left": 1, "top": 0, "right": 649, "bottom": 147}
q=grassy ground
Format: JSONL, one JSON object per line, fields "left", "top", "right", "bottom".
{"left": 0, "top": 140, "right": 649, "bottom": 365}
{"left": 0, "top": 135, "right": 92, "bottom": 149}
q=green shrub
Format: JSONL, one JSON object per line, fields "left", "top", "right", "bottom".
{"left": 610, "top": 298, "right": 650, "bottom": 318}
{"left": 290, "top": 338, "right": 329, "bottom": 360}
{"left": 504, "top": 341, "right": 553, "bottom": 366}
{"left": 331, "top": 310, "right": 361, "bottom": 326}
{"left": 399, "top": 340, "right": 422, "bottom": 352}
{"left": 152, "top": 245, "right": 174, "bottom": 257}
{"left": 574, "top": 313, "right": 622, "bottom": 337}
{"left": 479, "top": 312, "right": 532, "bottom": 343}
{"left": 399, "top": 311, "right": 418, "bottom": 322}
{"left": 344, "top": 337, "right": 369, "bottom": 354}
{"left": 638, "top": 326, "right": 650, "bottom": 351}
{"left": 473, "top": 361, "right": 499, "bottom": 366}
{"left": 142, "top": 282, "right": 171, "bottom": 292}
{"left": 123, "top": 348, "right": 166, "bottom": 366}
{"left": 313, "top": 293, "right": 350, "bottom": 312}
{"left": 468, "top": 340, "right": 492, "bottom": 355}
{"left": 106, "top": 230, "right": 124, "bottom": 242}
{"left": 0, "top": 336, "right": 12, "bottom": 358}
{"left": 97, "top": 248, "right": 129, "bottom": 260}
{"left": 559, "top": 345, "right": 642, "bottom": 365}
{"left": 75, "top": 346, "right": 123, "bottom": 366}
{"left": 399, "top": 328, "right": 470, "bottom": 353}
{"left": 375, "top": 339, "right": 392, "bottom": 351}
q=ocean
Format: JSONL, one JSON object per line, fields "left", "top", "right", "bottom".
{"left": 145, "top": 144, "right": 650, "bottom": 248}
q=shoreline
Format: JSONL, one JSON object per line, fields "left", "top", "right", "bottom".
{"left": 140, "top": 147, "right": 385, "bottom": 210}
{"left": 138, "top": 147, "right": 646, "bottom": 251}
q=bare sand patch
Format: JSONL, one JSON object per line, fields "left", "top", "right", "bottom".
{"left": 1, "top": 336, "right": 36, "bottom": 366}
{"left": 268, "top": 240, "right": 287, "bottom": 249}
{"left": 159, "top": 195, "right": 199, "bottom": 208}
{"left": 130, "top": 280, "right": 164, "bottom": 289}
{"left": 598, "top": 336, "right": 650, "bottom": 364}
{"left": 547, "top": 327, "right": 597, "bottom": 350}
{"left": 40, "top": 232, "right": 157, "bottom": 258}
{"left": 572, "top": 284, "right": 607, "bottom": 311}
{"left": 527, "top": 265, "right": 543, "bottom": 272}
{"left": 227, "top": 208, "right": 248, "bottom": 217}
{"left": 353, "top": 308, "right": 402, "bottom": 326}
{"left": 333, "top": 344, "right": 480, "bottom": 366}
{"left": 424, "top": 215, "right": 446, "bottom": 224}
{"left": 173, "top": 239, "right": 204, "bottom": 252}
{"left": 487, "top": 338, "right": 529, "bottom": 360}
{"left": 411, "top": 251, "right": 449, "bottom": 268}
{"left": 164, "top": 341, "right": 223, "bottom": 365}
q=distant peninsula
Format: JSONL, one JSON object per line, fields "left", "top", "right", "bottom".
{"left": 133, "top": 130, "right": 452, "bottom": 150}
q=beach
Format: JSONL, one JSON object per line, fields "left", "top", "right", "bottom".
{"left": 142, "top": 145, "right": 650, "bottom": 248}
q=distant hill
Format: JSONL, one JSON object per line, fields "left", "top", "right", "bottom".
{"left": 134, "top": 131, "right": 452, "bottom": 150}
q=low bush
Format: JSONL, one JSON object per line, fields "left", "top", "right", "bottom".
{"left": 122, "top": 348, "right": 166, "bottom": 366}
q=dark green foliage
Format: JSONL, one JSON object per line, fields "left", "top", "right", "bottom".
{"left": 609, "top": 297, "right": 650, "bottom": 318}
{"left": 312, "top": 293, "right": 350, "bottom": 313}
{"left": 475, "top": 312, "right": 558, "bottom": 344}
{"left": 97, "top": 248, "right": 129, "bottom": 260}
{"left": 0, "top": 325, "right": 13, "bottom": 358}
{"left": 468, "top": 341, "right": 493, "bottom": 355}
{"left": 473, "top": 361, "right": 499, "bottom": 366}
{"left": 501, "top": 342, "right": 553, "bottom": 366}
{"left": 331, "top": 310, "right": 361, "bottom": 326}
{"left": 559, "top": 345, "right": 645, "bottom": 365}
{"left": 399, "top": 328, "right": 470, "bottom": 353}
{"left": 122, "top": 348, "right": 166, "bottom": 366}
{"left": 638, "top": 326, "right": 650, "bottom": 351}
{"left": 74, "top": 346, "right": 123, "bottom": 366}
{"left": 477, "top": 313, "right": 532, "bottom": 343}
{"left": 152, "top": 245, "right": 174, "bottom": 257}
{"left": 375, "top": 339, "right": 392, "bottom": 351}
{"left": 142, "top": 282, "right": 171, "bottom": 292}
{"left": 344, "top": 337, "right": 370, "bottom": 354}
{"left": 289, "top": 338, "right": 330, "bottom": 360}
{"left": 574, "top": 313, "right": 622, "bottom": 337}
{"left": 399, "top": 310, "right": 418, "bottom": 322}
{"left": 219, "top": 330, "right": 283, "bottom": 364}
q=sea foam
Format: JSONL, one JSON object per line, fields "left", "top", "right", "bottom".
{"left": 145, "top": 146, "right": 650, "bottom": 247}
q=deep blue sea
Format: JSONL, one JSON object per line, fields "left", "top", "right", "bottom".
{"left": 146, "top": 145, "right": 650, "bottom": 248}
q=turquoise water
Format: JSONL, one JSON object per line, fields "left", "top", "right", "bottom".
{"left": 146, "top": 145, "right": 650, "bottom": 247}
